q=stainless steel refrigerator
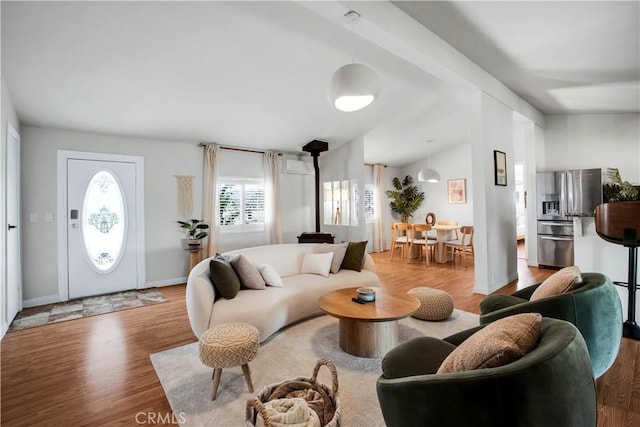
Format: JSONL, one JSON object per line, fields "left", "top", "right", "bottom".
{"left": 536, "top": 168, "right": 602, "bottom": 268}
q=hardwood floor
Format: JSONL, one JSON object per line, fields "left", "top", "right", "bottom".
{"left": 1, "top": 249, "right": 638, "bottom": 426}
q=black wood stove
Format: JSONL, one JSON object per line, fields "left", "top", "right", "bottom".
{"left": 297, "top": 139, "right": 335, "bottom": 244}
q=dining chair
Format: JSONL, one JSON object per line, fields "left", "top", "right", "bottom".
{"left": 444, "top": 226, "right": 474, "bottom": 267}
{"left": 390, "top": 222, "right": 412, "bottom": 261}
{"left": 408, "top": 223, "right": 437, "bottom": 265}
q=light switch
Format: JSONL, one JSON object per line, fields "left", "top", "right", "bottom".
{"left": 45, "top": 212, "right": 54, "bottom": 223}
{"left": 30, "top": 213, "right": 38, "bottom": 223}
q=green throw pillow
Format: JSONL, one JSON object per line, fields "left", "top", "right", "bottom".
{"left": 340, "top": 241, "right": 368, "bottom": 272}
{"left": 209, "top": 255, "right": 241, "bottom": 299}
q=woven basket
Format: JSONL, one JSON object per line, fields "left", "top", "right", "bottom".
{"left": 246, "top": 357, "right": 341, "bottom": 427}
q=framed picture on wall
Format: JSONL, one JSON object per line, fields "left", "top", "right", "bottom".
{"left": 494, "top": 150, "right": 507, "bottom": 186}
{"left": 448, "top": 179, "right": 466, "bottom": 204}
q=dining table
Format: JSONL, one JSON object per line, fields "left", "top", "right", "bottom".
{"left": 431, "top": 224, "right": 460, "bottom": 263}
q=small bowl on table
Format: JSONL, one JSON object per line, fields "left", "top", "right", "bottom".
{"left": 356, "top": 287, "right": 376, "bottom": 302}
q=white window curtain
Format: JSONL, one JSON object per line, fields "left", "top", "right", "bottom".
{"left": 373, "top": 164, "right": 386, "bottom": 252}
{"left": 203, "top": 145, "right": 220, "bottom": 258}
{"left": 263, "top": 151, "right": 283, "bottom": 244}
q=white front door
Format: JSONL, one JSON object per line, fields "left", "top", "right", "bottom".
{"left": 66, "top": 158, "right": 140, "bottom": 299}
{"left": 6, "top": 124, "right": 22, "bottom": 325}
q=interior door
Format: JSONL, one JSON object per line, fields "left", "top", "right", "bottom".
{"left": 67, "top": 158, "right": 138, "bottom": 299}
{"left": 6, "top": 124, "right": 22, "bottom": 325}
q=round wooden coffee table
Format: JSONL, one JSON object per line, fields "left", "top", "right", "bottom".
{"left": 318, "top": 287, "right": 420, "bottom": 358}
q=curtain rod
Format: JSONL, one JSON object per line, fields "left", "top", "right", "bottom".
{"left": 198, "top": 143, "right": 282, "bottom": 156}
{"left": 365, "top": 163, "right": 387, "bottom": 167}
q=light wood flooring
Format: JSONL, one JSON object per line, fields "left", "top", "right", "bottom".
{"left": 1, "top": 248, "right": 639, "bottom": 426}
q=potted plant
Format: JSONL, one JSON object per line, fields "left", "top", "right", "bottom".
{"left": 385, "top": 175, "right": 425, "bottom": 223}
{"left": 603, "top": 168, "right": 640, "bottom": 202}
{"left": 177, "top": 219, "right": 210, "bottom": 246}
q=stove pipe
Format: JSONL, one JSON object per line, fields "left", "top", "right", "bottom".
{"left": 302, "top": 140, "right": 329, "bottom": 232}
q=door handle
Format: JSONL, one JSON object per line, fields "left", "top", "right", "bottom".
{"left": 540, "top": 235, "right": 573, "bottom": 241}
{"left": 8, "top": 224, "right": 17, "bottom": 230}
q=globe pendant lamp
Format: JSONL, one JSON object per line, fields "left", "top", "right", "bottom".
{"left": 418, "top": 168, "right": 440, "bottom": 183}
{"left": 418, "top": 140, "right": 440, "bottom": 183}
{"left": 329, "top": 11, "right": 380, "bottom": 112}
{"left": 329, "top": 63, "right": 380, "bottom": 112}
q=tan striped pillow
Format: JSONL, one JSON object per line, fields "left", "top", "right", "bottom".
{"left": 530, "top": 266, "right": 583, "bottom": 301}
{"left": 437, "top": 313, "right": 542, "bottom": 373}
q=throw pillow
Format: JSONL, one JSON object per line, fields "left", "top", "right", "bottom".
{"left": 258, "top": 264, "right": 284, "bottom": 288}
{"left": 340, "top": 241, "right": 368, "bottom": 272}
{"left": 315, "top": 242, "right": 349, "bottom": 274}
{"left": 530, "top": 265, "right": 583, "bottom": 301}
{"left": 437, "top": 312, "right": 542, "bottom": 374}
{"left": 231, "top": 254, "right": 266, "bottom": 290}
{"left": 209, "top": 256, "right": 241, "bottom": 299}
{"left": 301, "top": 252, "right": 333, "bottom": 278}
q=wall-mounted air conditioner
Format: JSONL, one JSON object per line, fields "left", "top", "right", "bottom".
{"left": 284, "top": 159, "right": 314, "bottom": 175}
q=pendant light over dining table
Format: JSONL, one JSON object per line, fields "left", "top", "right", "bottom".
{"left": 418, "top": 140, "right": 440, "bottom": 183}
{"left": 329, "top": 11, "right": 380, "bottom": 112}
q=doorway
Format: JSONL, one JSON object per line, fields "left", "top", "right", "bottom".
{"left": 5, "top": 124, "right": 22, "bottom": 330}
{"left": 57, "top": 151, "right": 145, "bottom": 300}
{"left": 514, "top": 162, "right": 527, "bottom": 259}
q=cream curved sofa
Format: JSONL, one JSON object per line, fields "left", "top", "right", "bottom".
{"left": 186, "top": 243, "right": 380, "bottom": 342}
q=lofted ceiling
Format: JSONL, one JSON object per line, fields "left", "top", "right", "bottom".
{"left": 394, "top": 0, "right": 640, "bottom": 114}
{"left": 2, "top": 1, "right": 638, "bottom": 167}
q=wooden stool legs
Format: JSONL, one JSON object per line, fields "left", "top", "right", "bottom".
{"left": 210, "top": 364, "right": 254, "bottom": 401}
{"left": 211, "top": 368, "right": 223, "bottom": 400}
{"left": 241, "top": 364, "right": 254, "bottom": 393}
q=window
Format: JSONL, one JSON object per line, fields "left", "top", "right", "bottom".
{"left": 364, "top": 184, "right": 375, "bottom": 224}
{"left": 218, "top": 178, "right": 265, "bottom": 232}
{"left": 323, "top": 179, "right": 359, "bottom": 226}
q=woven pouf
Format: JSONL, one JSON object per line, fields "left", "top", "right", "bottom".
{"left": 199, "top": 323, "right": 260, "bottom": 400}
{"left": 408, "top": 287, "right": 454, "bottom": 321}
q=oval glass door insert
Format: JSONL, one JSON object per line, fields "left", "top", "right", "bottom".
{"left": 82, "top": 170, "right": 127, "bottom": 273}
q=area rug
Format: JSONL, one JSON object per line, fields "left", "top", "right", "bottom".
{"left": 151, "top": 309, "right": 479, "bottom": 427}
{"left": 8, "top": 288, "right": 167, "bottom": 332}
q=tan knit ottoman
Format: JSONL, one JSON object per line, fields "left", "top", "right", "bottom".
{"left": 199, "top": 323, "right": 260, "bottom": 400}
{"left": 407, "top": 287, "right": 454, "bottom": 321}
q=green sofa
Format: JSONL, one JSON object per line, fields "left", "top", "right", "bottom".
{"left": 479, "top": 272, "right": 622, "bottom": 378}
{"left": 376, "top": 318, "right": 596, "bottom": 427}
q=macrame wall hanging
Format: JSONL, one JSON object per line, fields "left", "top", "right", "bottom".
{"left": 175, "top": 175, "right": 194, "bottom": 218}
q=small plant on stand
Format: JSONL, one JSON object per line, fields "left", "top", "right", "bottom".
{"left": 177, "top": 219, "right": 210, "bottom": 246}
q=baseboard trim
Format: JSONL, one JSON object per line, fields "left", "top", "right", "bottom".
{"left": 23, "top": 294, "right": 61, "bottom": 308}
{"left": 144, "top": 277, "right": 187, "bottom": 288}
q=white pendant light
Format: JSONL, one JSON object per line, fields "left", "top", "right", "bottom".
{"left": 329, "top": 11, "right": 380, "bottom": 113}
{"left": 329, "top": 63, "right": 380, "bottom": 112}
{"left": 418, "top": 140, "right": 440, "bottom": 183}
{"left": 418, "top": 168, "right": 440, "bottom": 183}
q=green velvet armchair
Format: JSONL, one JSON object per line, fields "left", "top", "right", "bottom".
{"left": 376, "top": 318, "right": 596, "bottom": 427}
{"left": 479, "top": 272, "right": 622, "bottom": 378}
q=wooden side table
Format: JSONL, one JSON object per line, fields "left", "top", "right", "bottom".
{"left": 184, "top": 246, "right": 204, "bottom": 271}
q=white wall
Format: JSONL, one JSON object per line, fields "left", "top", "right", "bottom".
{"left": 544, "top": 114, "right": 639, "bottom": 181}
{"left": 2, "top": 75, "right": 21, "bottom": 335}
{"left": 20, "top": 126, "right": 315, "bottom": 303}
{"left": 471, "top": 91, "right": 518, "bottom": 294}
{"left": 402, "top": 142, "right": 474, "bottom": 227}
{"left": 544, "top": 113, "right": 640, "bottom": 322}
{"left": 320, "top": 137, "right": 368, "bottom": 248}
{"left": 280, "top": 155, "right": 314, "bottom": 244}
